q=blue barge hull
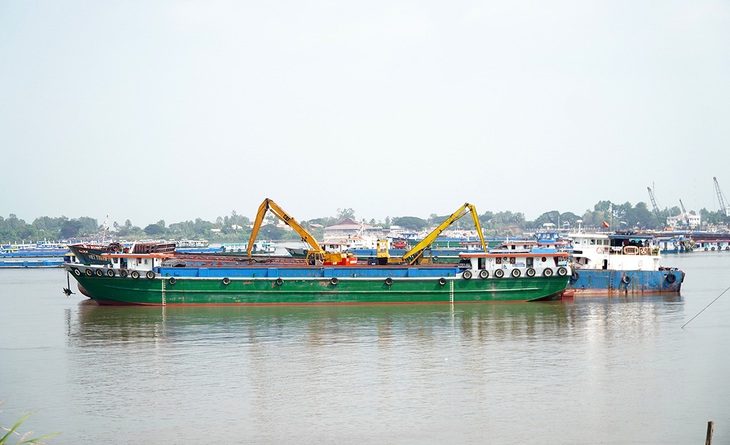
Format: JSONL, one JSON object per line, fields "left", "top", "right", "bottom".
{"left": 568, "top": 268, "right": 684, "bottom": 295}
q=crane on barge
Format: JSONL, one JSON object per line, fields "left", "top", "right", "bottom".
{"left": 248, "top": 198, "right": 354, "bottom": 265}
{"left": 375, "top": 203, "right": 488, "bottom": 265}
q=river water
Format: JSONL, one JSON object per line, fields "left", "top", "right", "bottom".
{"left": 1, "top": 253, "right": 729, "bottom": 444}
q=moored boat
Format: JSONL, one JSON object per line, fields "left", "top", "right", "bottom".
{"left": 63, "top": 250, "right": 571, "bottom": 306}
{"left": 68, "top": 241, "right": 176, "bottom": 265}
{"left": 567, "top": 231, "right": 684, "bottom": 296}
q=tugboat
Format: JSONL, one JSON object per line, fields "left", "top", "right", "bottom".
{"left": 567, "top": 231, "right": 684, "bottom": 296}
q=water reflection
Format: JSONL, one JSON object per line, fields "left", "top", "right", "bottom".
{"left": 60, "top": 296, "right": 691, "bottom": 444}
{"left": 67, "top": 296, "right": 683, "bottom": 348}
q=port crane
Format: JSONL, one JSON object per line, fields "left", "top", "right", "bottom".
{"left": 713, "top": 177, "right": 730, "bottom": 217}
{"left": 248, "top": 198, "right": 353, "bottom": 265}
{"left": 376, "top": 203, "right": 488, "bottom": 265}
{"left": 647, "top": 186, "right": 661, "bottom": 221}
{"left": 679, "top": 199, "right": 691, "bottom": 228}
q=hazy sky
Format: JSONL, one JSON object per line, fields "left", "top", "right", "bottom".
{"left": 1, "top": 0, "right": 729, "bottom": 227}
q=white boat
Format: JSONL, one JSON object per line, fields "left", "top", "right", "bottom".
{"left": 566, "top": 231, "right": 684, "bottom": 295}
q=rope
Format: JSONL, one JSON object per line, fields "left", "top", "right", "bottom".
{"left": 681, "top": 285, "right": 730, "bottom": 329}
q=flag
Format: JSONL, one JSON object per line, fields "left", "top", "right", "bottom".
{"left": 603, "top": 221, "right": 609, "bottom": 228}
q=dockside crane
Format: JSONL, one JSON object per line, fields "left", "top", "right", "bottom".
{"left": 713, "top": 176, "right": 730, "bottom": 217}
{"left": 647, "top": 186, "right": 661, "bottom": 220}
{"left": 679, "top": 199, "right": 691, "bottom": 228}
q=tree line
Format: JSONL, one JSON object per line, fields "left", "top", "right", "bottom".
{"left": 1, "top": 201, "right": 727, "bottom": 244}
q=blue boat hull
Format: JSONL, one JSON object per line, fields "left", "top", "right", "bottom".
{"left": 0, "top": 259, "right": 65, "bottom": 268}
{"left": 567, "top": 268, "right": 684, "bottom": 295}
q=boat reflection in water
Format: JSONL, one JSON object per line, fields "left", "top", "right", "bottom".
{"left": 61, "top": 295, "right": 688, "bottom": 445}
{"left": 67, "top": 295, "right": 683, "bottom": 347}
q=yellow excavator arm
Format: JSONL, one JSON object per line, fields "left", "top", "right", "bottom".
{"left": 247, "top": 198, "right": 352, "bottom": 265}
{"left": 401, "top": 203, "right": 487, "bottom": 265}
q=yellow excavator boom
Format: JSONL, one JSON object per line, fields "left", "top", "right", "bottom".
{"left": 247, "top": 198, "right": 352, "bottom": 265}
{"left": 401, "top": 203, "right": 487, "bottom": 265}
{"left": 248, "top": 198, "right": 322, "bottom": 257}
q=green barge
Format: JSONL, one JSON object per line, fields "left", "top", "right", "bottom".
{"left": 64, "top": 251, "right": 571, "bottom": 306}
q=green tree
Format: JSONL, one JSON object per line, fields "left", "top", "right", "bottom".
{"left": 336, "top": 208, "right": 355, "bottom": 220}
{"left": 143, "top": 223, "right": 166, "bottom": 237}
{"left": 60, "top": 220, "right": 83, "bottom": 239}
{"left": 392, "top": 216, "right": 428, "bottom": 231}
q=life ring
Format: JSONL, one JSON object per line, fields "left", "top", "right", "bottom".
{"left": 462, "top": 270, "right": 472, "bottom": 280}
{"left": 570, "top": 271, "right": 580, "bottom": 281}
{"left": 438, "top": 277, "right": 447, "bottom": 286}
{"left": 479, "top": 269, "right": 489, "bottom": 279}
{"left": 385, "top": 277, "right": 393, "bottom": 286}
{"left": 621, "top": 275, "right": 631, "bottom": 285}
{"left": 557, "top": 267, "right": 568, "bottom": 277}
{"left": 543, "top": 268, "right": 554, "bottom": 277}
{"left": 131, "top": 270, "right": 140, "bottom": 279}
{"left": 146, "top": 271, "right": 156, "bottom": 280}
{"left": 494, "top": 269, "right": 504, "bottom": 278}
{"left": 640, "top": 247, "right": 647, "bottom": 255}
{"left": 106, "top": 269, "right": 115, "bottom": 277}
{"left": 222, "top": 277, "right": 230, "bottom": 285}
{"left": 495, "top": 258, "right": 502, "bottom": 265}
{"left": 85, "top": 269, "right": 93, "bottom": 277}
{"left": 72, "top": 268, "right": 81, "bottom": 276}
{"left": 666, "top": 273, "right": 676, "bottom": 284}
{"left": 330, "top": 277, "right": 339, "bottom": 285}
{"left": 511, "top": 268, "right": 521, "bottom": 278}
{"left": 120, "top": 269, "right": 128, "bottom": 278}
{"left": 275, "top": 277, "right": 283, "bottom": 286}
{"left": 509, "top": 257, "right": 516, "bottom": 264}
{"left": 597, "top": 248, "right": 603, "bottom": 254}
{"left": 168, "top": 277, "right": 177, "bottom": 285}
{"left": 526, "top": 268, "right": 536, "bottom": 278}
